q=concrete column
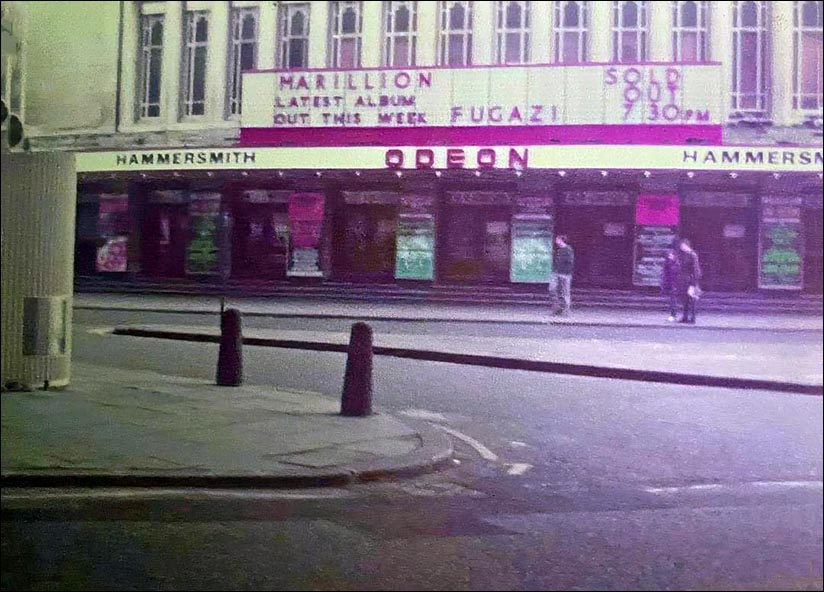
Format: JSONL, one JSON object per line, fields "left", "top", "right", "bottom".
{"left": 361, "top": 1, "right": 383, "bottom": 67}
{"left": 208, "top": 1, "right": 230, "bottom": 120}
{"left": 474, "top": 0, "right": 495, "bottom": 64}
{"left": 590, "top": 0, "right": 612, "bottom": 62}
{"left": 258, "top": 2, "right": 277, "bottom": 70}
{"left": 119, "top": 1, "right": 139, "bottom": 126}
{"left": 162, "top": 1, "right": 183, "bottom": 123}
{"left": 709, "top": 1, "right": 733, "bottom": 121}
{"left": 649, "top": 0, "right": 673, "bottom": 61}
{"left": 771, "top": 0, "right": 795, "bottom": 125}
{"left": 308, "top": 1, "right": 329, "bottom": 68}
{"left": 1, "top": 152, "right": 77, "bottom": 390}
{"left": 532, "top": 0, "right": 552, "bottom": 62}
{"left": 417, "top": 0, "right": 438, "bottom": 66}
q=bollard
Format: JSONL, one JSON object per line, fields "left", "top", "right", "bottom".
{"left": 341, "top": 322, "right": 373, "bottom": 416}
{"left": 216, "top": 308, "right": 243, "bottom": 386}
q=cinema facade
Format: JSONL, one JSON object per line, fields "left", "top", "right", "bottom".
{"left": 74, "top": 62, "right": 823, "bottom": 294}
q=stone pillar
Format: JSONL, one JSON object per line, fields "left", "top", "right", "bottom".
{"left": 417, "top": 0, "right": 438, "bottom": 65}
{"left": 590, "top": 0, "right": 612, "bottom": 62}
{"left": 649, "top": 0, "right": 673, "bottom": 62}
{"left": 474, "top": 0, "right": 495, "bottom": 64}
{"left": 162, "top": 1, "right": 183, "bottom": 122}
{"left": 208, "top": 1, "right": 230, "bottom": 121}
{"left": 532, "top": 1, "right": 552, "bottom": 62}
{"left": 308, "top": 0, "right": 329, "bottom": 68}
{"left": 771, "top": 0, "right": 795, "bottom": 125}
{"left": 258, "top": 2, "right": 277, "bottom": 70}
{"left": 1, "top": 153, "right": 77, "bottom": 390}
{"left": 709, "top": 1, "right": 734, "bottom": 122}
{"left": 361, "top": 1, "right": 383, "bottom": 67}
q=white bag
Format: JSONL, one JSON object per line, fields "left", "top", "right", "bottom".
{"left": 687, "top": 285, "right": 702, "bottom": 300}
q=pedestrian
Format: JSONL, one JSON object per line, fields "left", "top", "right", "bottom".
{"left": 661, "top": 249, "right": 681, "bottom": 322}
{"left": 676, "top": 238, "right": 702, "bottom": 324}
{"left": 552, "top": 234, "right": 575, "bottom": 316}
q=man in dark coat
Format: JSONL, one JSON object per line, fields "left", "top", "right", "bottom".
{"left": 661, "top": 250, "right": 681, "bottom": 322}
{"left": 552, "top": 235, "right": 575, "bottom": 315}
{"left": 676, "top": 238, "right": 702, "bottom": 324}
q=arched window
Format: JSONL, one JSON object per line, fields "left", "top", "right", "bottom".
{"left": 553, "top": 1, "right": 589, "bottom": 63}
{"left": 731, "top": 1, "right": 769, "bottom": 117}
{"left": 279, "top": 3, "right": 310, "bottom": 69}
{"left": 182, "top": 11, "right": 209, "bottom": 116}
{"left": 438, "top": 1, "right": 474, "bottom": 65}
{"left": 612, "top": 1, "right": 648, "bottom": 62}
{"left": 673, "top": 1, "right": 709, "bottom": 62}
{"left": 138, "top": 13, "right": 164, "bottom": 118}
{"left": 794, "top": 1, "right": 823, "bottom": 113}
{"left": 384, "top": 1, "right": 418, "bottom": 66}
{"left": 330, "top": 1, "right": 362, "bottom": 68}
{"left": 496, "top": 1, "right": 531, "bottom": 64}
{"left": 228, "top": 7, "right": 259, "bottom": 116}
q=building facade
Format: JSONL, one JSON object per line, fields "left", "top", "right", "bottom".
{"left": 18, "top": 1, "right": 824, "bottom": 293}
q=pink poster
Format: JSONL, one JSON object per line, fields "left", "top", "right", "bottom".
{"left": 288, "top": 193, "right": 325, "bottom": 248}
{"left": 636, "top": 194, "right": 680, "bottom": 226}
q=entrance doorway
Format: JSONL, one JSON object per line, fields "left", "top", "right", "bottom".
{"left": 441, "top": 206, "right": 511, "bottom": 283}
{"left": 339, "top": 205, "right": 398, "bottom": 281}
{"left": 680, "top": 206, "right": 757, "bottom": 292}
{"left": 141, "top": 204, "right": 188, "bottom": 278}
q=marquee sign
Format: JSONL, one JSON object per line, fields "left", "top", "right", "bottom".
{"left": 241, "top": 64, "right": 723, "bottom": 130}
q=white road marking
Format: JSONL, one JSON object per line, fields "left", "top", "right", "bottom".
{"left": 434, "top": 425, "right": 500, "bottom": 462}
{"left": 644, "top": 480, "right": 823, "bottom": 495}
{"left": 506, "top": 463, "right": 533, "bottom": 476}
{"left": 84, "top": 326, "right": 115, "bottom": 336}
{"left": 400, "top": 409, "right": 449, "bottom": 423}
{"left": 510, "top": 441, "right": 529, "bottom": 448}
{"left": 1, "top": 488, "right": 354, "bottom": 502}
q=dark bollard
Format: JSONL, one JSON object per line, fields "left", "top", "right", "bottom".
{"left": 341, "top": 322, "right": 373, "bottom": 417}
{"left": 216, "top": 308, "right": 243, "bottom": 386}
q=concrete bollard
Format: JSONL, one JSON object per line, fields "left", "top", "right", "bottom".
{"left": 216, "top": 308, "right": 243, "bottom": 386}
{"left": 341, "top": 322, "right": 373, "bottom": 417}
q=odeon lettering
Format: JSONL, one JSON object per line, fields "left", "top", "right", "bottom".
{"left": 385, "top": 148, "right": 529, "bottom": 170}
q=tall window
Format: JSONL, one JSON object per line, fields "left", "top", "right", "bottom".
{"left": 553, "top": 1, "right": 588, "bottom": 64}
{"left": 496, "top": 1, "right": 531, "bottom": 64}
{"left": 438, "top": 1, "right": 474, "bottom": 66}
{"left": 673, "top": 1, "right": 709, "bottom": 62}
{"left": 384, "top": 1, "right": 417, "bottom": 66}
{"left": 612, "top": 1, "right": 648, "bottom": 62}
{"left": 279, "top": 3, "right": 310, "bottom": 69}
{"left": 794, "top": 1, "right": 823, "bottom": 113}
{"left": 182, "top": 11, "right": 209, "bottom": 116}
{"left": 732, "top": 1, "right": 769, "bottom": 116}
{"left": 138, "top": 14, "right": 164, "bottom": 118}
{"left": 228, "top": 7, "right": 258, "bottom": 116}
{"left": 330, "top": 1, "right": 362, "bottom": 68}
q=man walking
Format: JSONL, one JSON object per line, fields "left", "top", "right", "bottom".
{"left": 676, "top": 238, "right": 702, "bottom": 324}
{"left": 552, "top": 234, "right": 575, "bottom": 316}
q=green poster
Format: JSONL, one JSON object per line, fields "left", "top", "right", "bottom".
{"left": 511, "top": 216, "right": 553, "bottom": 283}
{"left": 759, "top": 199, "right": 804, "bottom": 290}
{"left": 395, "top": 215, "right": 434, "bottom": 280}
{"left": 186, "top": 212, "right": 220, "bottom": 274}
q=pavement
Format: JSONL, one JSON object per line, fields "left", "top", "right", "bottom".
{"left": 74, "top": 293, "right": 824, "bottom": 331}
{"left": 0, "top": 363, "right": 452, "bottom": 487}
{"left": 109, "top": 323, "right": 824, "bottom": 391}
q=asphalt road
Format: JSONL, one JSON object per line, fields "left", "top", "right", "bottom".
{"left": 2, "top": 309, "right": 822, "bottom": 590}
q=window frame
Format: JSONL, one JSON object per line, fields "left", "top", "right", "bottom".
{"left": 228, "top": 6, "right": 259, "bottom": 117}
{"left": 672, "top": 0, "right": 709, "bottom": 63}
{"left": 793, "top": 0, "right": 823, "bottom": 115}
{"left": 731, "top": 0, "right": 770, "bottom": 118}
{"left": 612, "top": 1, "right": 648, "bottom": 63}
{"left": 495, "top": 0, "right": 532, "bottom": 65}
{"left": 278, "top": 2, "right": 311, "bottom": 69}
{"left": 438, "top": 1, "right": 474, "bottom": 66}
{"left": 138, "top": 13, "right": 164, "bottom": 119}
{"left": 329, "top": 1, "right": 363, "bottom": 68}
{"left": 181, "top": 10, "right": 209, "bottom": 118}
{"left": 553, "top": 1, "right": 589, "bottom": 64}
{"left": 383, "top": 0, "right": 418, "bottom": 67}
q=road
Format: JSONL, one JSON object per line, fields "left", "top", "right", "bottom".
{"left": 2, "top": 308, "right": 822, "bottom": 590}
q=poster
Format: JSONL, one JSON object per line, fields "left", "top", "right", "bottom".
{"left": 511, "top": 216, "right": 553, "bottom": 283}
{"left": 633, "top": 194, "right": 680, "bottom": 287}
{"left": 395, "top": 215, "right": 434, "bottom": 280}
{"left": 186, "top": 195, "right": 221, "bottom": 274}
{"left": 96, "top": 196, "right": 129, "bottom": 272}
{"left": 633, "top": 226, "right": 679, "bottom": 287}
{"left": 288, "top": 193, "right": 325, "bottom": 277}
{"left": 759, "top": 197, "right": 804, "bottom": 290}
